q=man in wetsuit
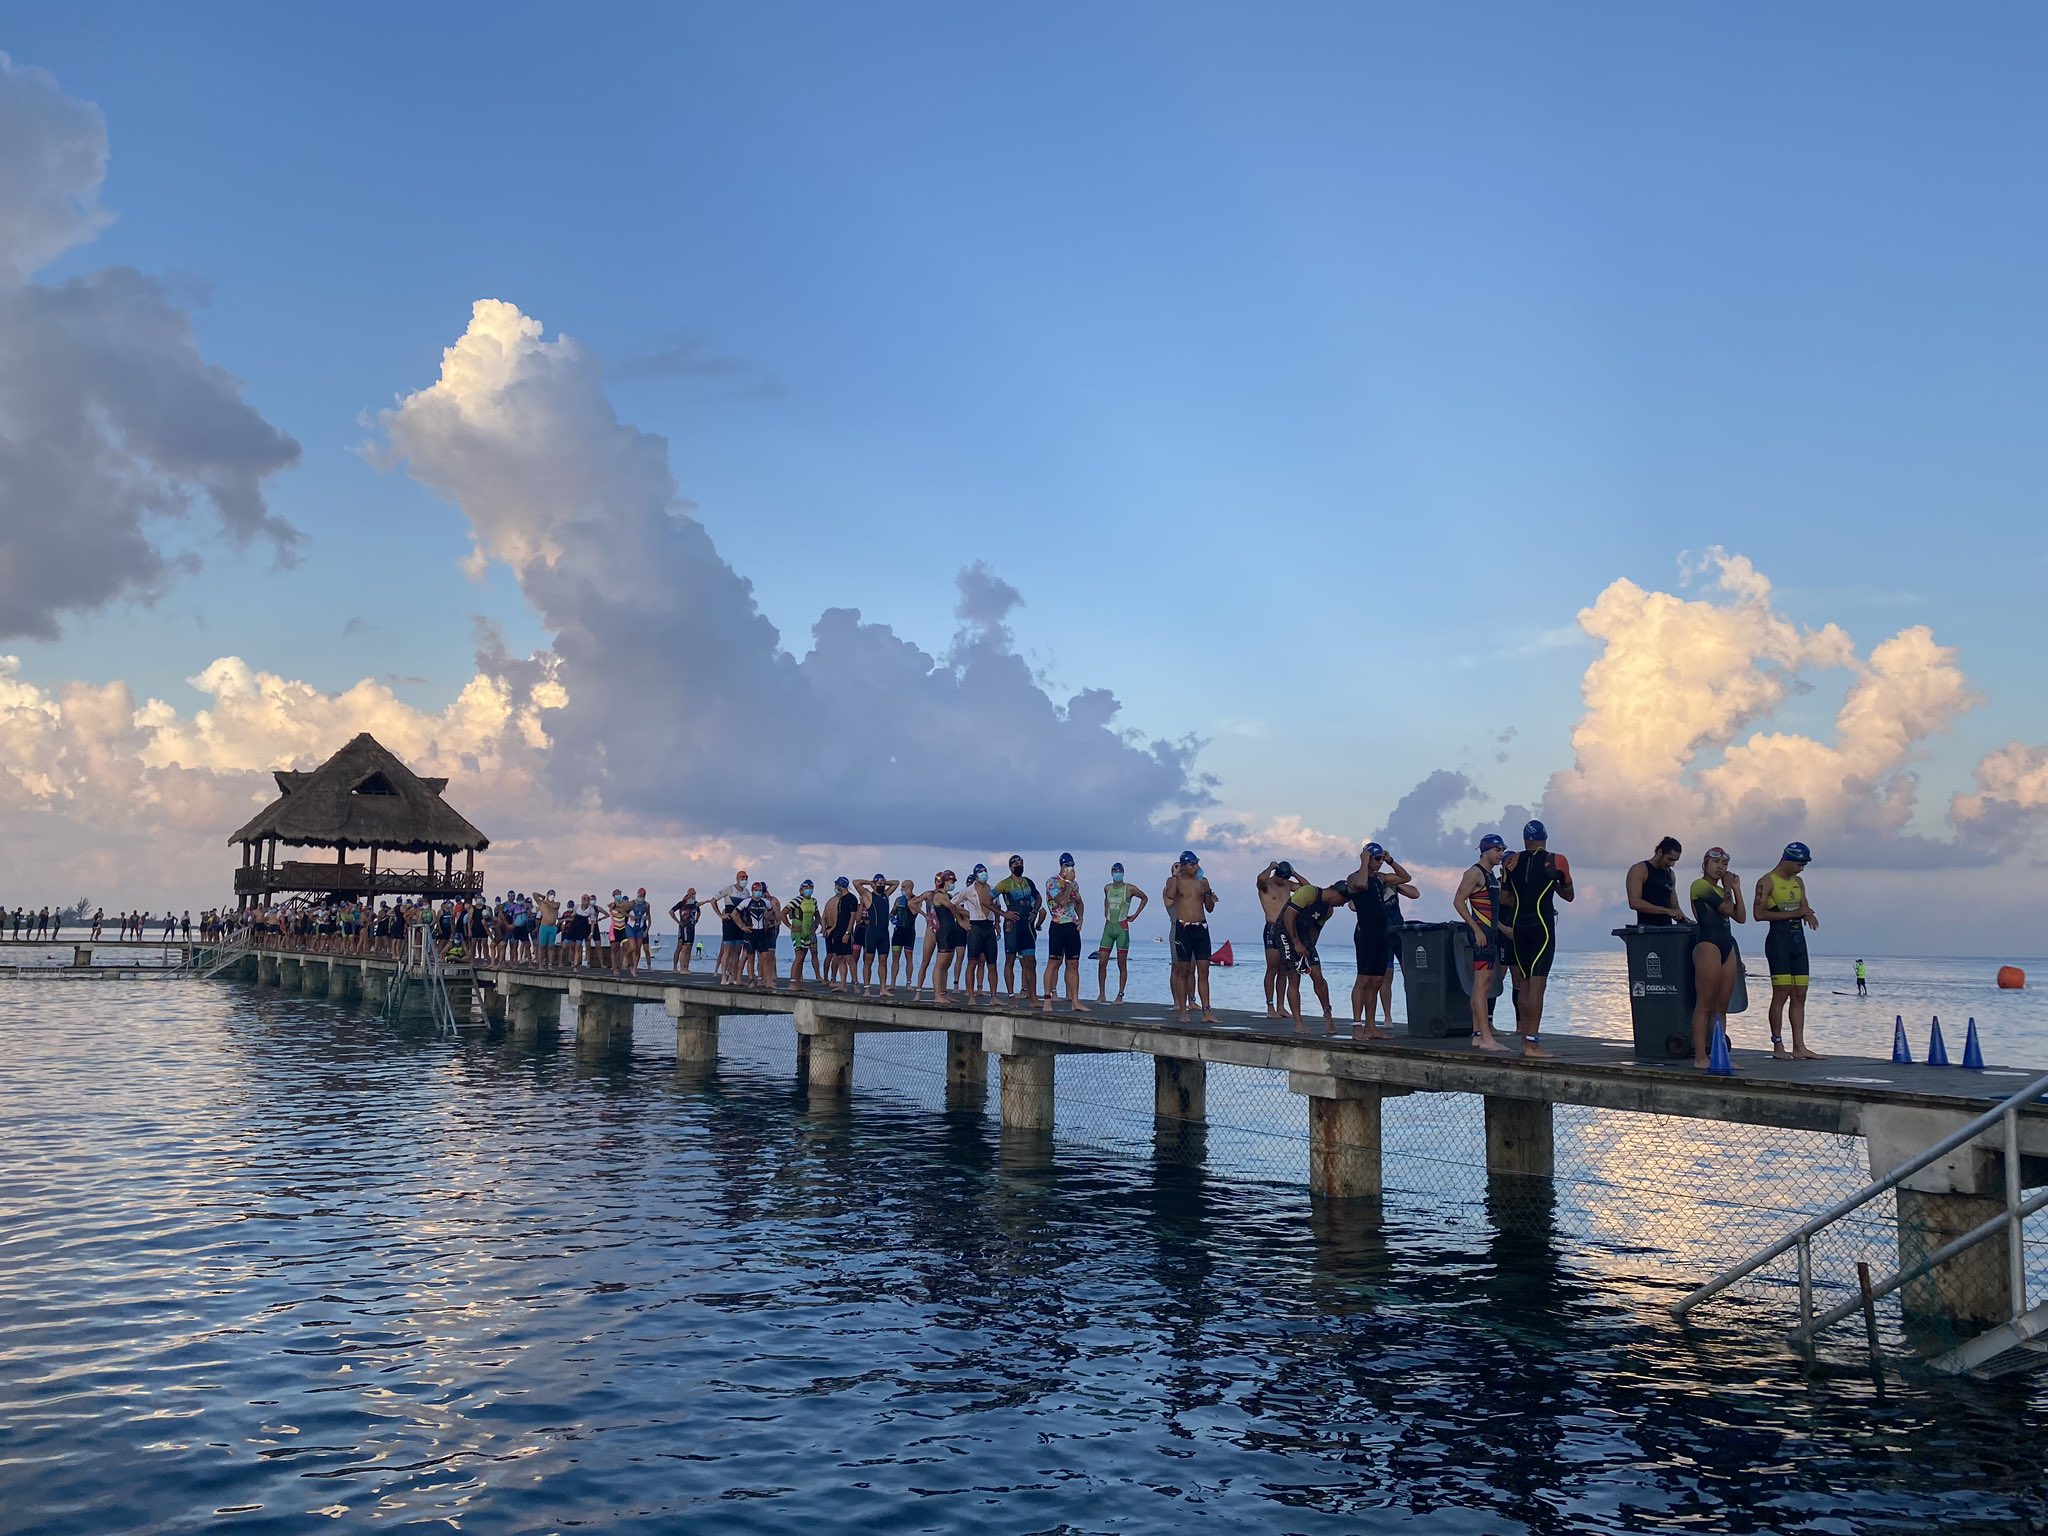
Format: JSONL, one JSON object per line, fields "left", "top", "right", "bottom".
{"left": 1344, "top": 844, "right": 1414, "bottom": 1041}
{"left": 889, "top": 880, "right": 919, "bottom": 990}
{"left": 823, "top": 877, "right": 859, "bottom": 992}
{"left": 1095, "top": 862, "right": 1148, "bottom": 1003}
{"left": 667, "top": 889, "right": 697, "bottom": 973}
{"left": 1503, "top": 819, "right": 1573, "bottom": 1051}
{"left": 1256, "top": 861, "right": 1306, "bottom": 1018}
{"left": 1626, "top": 837, "right": 1687, "bottom": 926}
{"left": 1755, "top": 842, "right": 1822, "bottom": 1060}
{"left": 854, "top": 874, "right": 893, "bottom": 995}
{"left": 785, "top": 880, "right": 822, "bottom": 990}
{"left": 1279, "top": 882, "right": 1339, "bottom": 1031}
{"left": 1163, "top": 851, "right": 1218, "bottom": 1023}
{"left": 1453, "top": 833, "right": 1526, "bottom": 1054}
{"left": 994, "top": 856, "right": 1044, "bottom": 1004}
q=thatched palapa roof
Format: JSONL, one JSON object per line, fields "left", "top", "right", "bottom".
{"left": 226, "top": 733, "right": 489, "bottom": 853}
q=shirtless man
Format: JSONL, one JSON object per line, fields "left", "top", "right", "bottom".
{"left": 1453, "top": 833, "right": 1536, "bottom": 1055}
{"left": 1256, "top": 861, "right": 1307, "bottom": 1018}
{"left": 1163, "top": 850, "right": 1219, "bottom": 1024}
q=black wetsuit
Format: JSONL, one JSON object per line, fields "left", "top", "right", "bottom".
{"left": 890, "top": 893, "right": 916, "bottom": 950}
{"left": 825, "top": 894, "right": 857, "bottom": 957}
{"left": 1349, "top": 876, "right": 1392, "bottom": 975}
{"left": 1505, "top": 850, "right": 1563, "bottom": 977}
{"left": 1636, "top": 861, "right": 1677, "bottom": 927}
{"left": 1283, "top": 892, "right": 1330, "bottom": 972}
{"left": 1690, "top": 878, "right": 1736, "bottom": 962}
{"left": 864, "top": 890, "right": 891, "bottom": 954}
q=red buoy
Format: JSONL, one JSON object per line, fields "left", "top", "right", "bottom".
{"left": 1997, "top": 966, "right": 2026, "bottom": 990}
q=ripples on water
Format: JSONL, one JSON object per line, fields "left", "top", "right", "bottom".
{"left": 2, "top": 973, "right": 2046, "bottom": 1534}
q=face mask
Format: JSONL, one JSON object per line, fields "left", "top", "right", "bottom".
{"left": 1111, "top": 875, "right": 1124, "bottom": 885}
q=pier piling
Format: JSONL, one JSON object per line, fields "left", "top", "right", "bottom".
{"left": 1484, "top": 1096, "right": 1555, "bottom": 1180}
{"left": 1154, "top": 1055, "right": 1207, "bottom": 1122}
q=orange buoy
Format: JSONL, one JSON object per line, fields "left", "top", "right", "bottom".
{"left": 1997, "top": 966, "right": 2026, "bottom": 990}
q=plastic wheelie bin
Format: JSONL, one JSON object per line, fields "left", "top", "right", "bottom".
{"left": 1395, "top": 920, "right": 1507, "bottom": 1038}
{"left": 1613, "top": 924, "right": 1748, "bottom": 1060}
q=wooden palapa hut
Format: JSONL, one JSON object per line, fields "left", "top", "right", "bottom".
{"left": 228, "top": 733, "right": 489, "bottom": 908}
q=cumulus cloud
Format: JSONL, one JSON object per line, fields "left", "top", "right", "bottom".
{"left": 0, "top": 52, "right": 300, "bottom": 640}
{"left": 1380, "top": 549, "right": 2041, "bottom": 869}
{"left": 374, "top": 299, "right": 1205, "bottom": 848}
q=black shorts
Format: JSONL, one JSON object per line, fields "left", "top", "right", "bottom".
{"left": 891, "top": 921, "right": 916, "bottom": 949}
{"left": 1281, "top": 931, "right": 1321, "bottom": 973}
{"left": 720, "top": 917, "right": 740, "bottom": 944}
{"left": 749, "top": 929, "right": 775, "bottom": 954}
{"left": 1353, "top": 924, "right": 1392, "bottom": 975}
{"left": 1262, "top": 920, "right": 1283, "bottom": 952}
{"left": 1003, "top": 918, "right": 1038, "bottom": 956}
{"left": 968, "top": 921, "right": 998, "bottom": 964}
{"left": 679, "top": 922, "right": 697, "bottom": 948}
{"left": 1509, "top": 923, "right": 1555, "bottom": 978}
{"left": 1172, "top": 921, "right": 1212, "bottom": 964}
{"left": 936, "top": 915, "right": 961, "bottom": 953}
{"left": 827, "top": 937, "right": 854, "bottom": 958}
{"left": 1047, "top": 923, "right": 1081, "bottom": 962}
{"left": 867, "top": 922, "right": 890, "bottom": 954}
{"left": 1765, "top": 922, "right": 1810, "bottom": 985}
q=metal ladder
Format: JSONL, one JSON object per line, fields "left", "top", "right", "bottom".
{"left": 1673, "top": 1067, "right": 2048, "bottom": 1378}
{"left": 384, "top": 922, "right": 462, "bottom": 1033}
{"left": 188, "top": 934, "right": 254, "bottom": 980}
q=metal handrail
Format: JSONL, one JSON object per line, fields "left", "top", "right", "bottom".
{"left": 1672, "top": 1065, "right": 2048, "bottom": 1322}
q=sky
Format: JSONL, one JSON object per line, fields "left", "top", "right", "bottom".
{"left": 2, "top": 5, "right": 2046, "bottom": 953}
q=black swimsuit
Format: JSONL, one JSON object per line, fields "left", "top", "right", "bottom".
{"left": 1691, "top": 879, "right": 1737, "bottom": 962}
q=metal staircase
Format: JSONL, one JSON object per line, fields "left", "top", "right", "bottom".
{"left": 187, "top": 934, "right": 254, "bottom": 980}
{"left": 383, "top": 922, "right": 465, "bottom": 1033}
{"left": 1673, "top": 1067, "right": 2048, "bottom": 1379}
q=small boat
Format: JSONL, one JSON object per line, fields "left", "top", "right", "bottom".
{"left": 1213, "top": 940, "right": 1235, "bottom": 967}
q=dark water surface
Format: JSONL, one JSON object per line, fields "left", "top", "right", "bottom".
{"left": 3, "top": 979, "right": 2046, "bottom": 1534}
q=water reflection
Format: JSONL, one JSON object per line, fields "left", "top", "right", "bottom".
{"left": 2, "top": 981, "right": 2046, "bottom": 1534}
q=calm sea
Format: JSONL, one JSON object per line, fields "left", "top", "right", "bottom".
{"left": 1, "top": 950, "right": 2044, "bottom": 1533}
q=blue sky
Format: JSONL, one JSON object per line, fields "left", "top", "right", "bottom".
{"left": 4, "top": 5, "right": 2047, "bottom": 939}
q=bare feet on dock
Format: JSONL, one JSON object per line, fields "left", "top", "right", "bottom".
{"left": 1474, "top": 1034, "right": 1510, "bottom": 1053}
{"left": 1351, "top": 1025, "right": 1392, "bottom": 1043}
{"left": 1520, "top": 1040, "right": 1551, "bottom": 1058}
{"left": 1201, "top": 1011, "right": 1218, "bottom": 1024}
{"left": 1795, "top": 1047, "right": 1823, "bottom": 1061}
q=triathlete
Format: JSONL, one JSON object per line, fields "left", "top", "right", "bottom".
{"left": 1095, "top": 862, "right": 1149, "bottom": 1003}
{"left": 1689, "top": 847, "right": 1745, "bottom": 1069}
{"left": 823, "top": 877, "right": 859, "bottom": 992}
{"left": 785, "top": 879, "right": 822, "bottom": 991}
{"left": 1755, "top": 841, "right": 1822, "bottom": 1060}
{"left": 958, "top": 864, "right": 1001, "bottom": 1005}
{"left": 1367, "top": 847, "right": 1418, "bottom": 1030}
{"left": 994, "top": 855, "right": 1043, "bottom": 1004}
{"left": 1041, "top": 853, "right": 1088, "bottom": 1012}
{"left": 1503, "top": 819, "right": 1572, "bottom": 1051}
{"left": 854, "top": 873, "right": 893, "bottom": 995}
{"left": 1452, "top": 834, "right": 1517, "bottom": 1053}
{"left": 1256, "top": 861, "right": 1306, "bottom": 1018}
{"left": 666, "top": 889, "right": 697, "bottom": 974}
{"left": 889, "top": 880, "right": 919, "bottom": 989}
{"left": 746, "top": 880, "right": 780, "bottom": 987}
{"left": 716, "top": 870, "right": 750, "bottom": 984}
{"left": 1162, "top": 850, "right": 1218, "bottom": 1024}
{"left": 1344, "top": 844, "right": 1413, "bottom": 1041}
{"left": 1279, "top": 882, "right": 1339, "bottom": 1031}
{"left": 915, "top": 872, "right": 961, "bottom": 1001}
{"left": 1626, "top": 837, "right": 1687, "bottom": 926}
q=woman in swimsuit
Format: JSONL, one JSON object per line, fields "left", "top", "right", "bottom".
{"left": 1689, "top": 847, "right": 1746, "bottom": 1069}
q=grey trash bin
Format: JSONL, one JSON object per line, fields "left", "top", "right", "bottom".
{"left": 1613, "top": 924, "right": 1748, "bottom": 1060}
{"left": 1396, "top": 921, "right": 1507, "bottom": 1038}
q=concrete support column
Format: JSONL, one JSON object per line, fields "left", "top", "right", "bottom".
{"left": 1000, "top": 1048, "right": 1056, "bottom": 1131}
{"left": 946, "top": 1030, "right": 987, "bottom": 1092}
{"left": 1896, "top": 1189, "right": 2012, "bottom": 1325}
{"left": 665, "top": 989, "right": 719, "bottom": 1067}
{"left": 1154, "top": 1056, "right": 1207, "bottom": 1122}
{"left": 575, "top": 992, "right": 632, "bottom": 1050}
{"left": 1290, "top": 1074, "right": 1385, "bottom": 1201}
{"left": 327, "top": 962, "right": 355, "bottom": 1002}
{"left": 1484, "top": 1096, "right": 1555, "bottom": 1179}
{"left": 299, "top": 959, "right": 327, "bottom": 995}
{"left": 507, "top": 984, "right": 553, "bottom": 1039}
{"left": 277, "top": 957, "right": 301, "bottom": 990}
{"left": 480, "top": 985, "right": 507, "bottom": 1025}
{"left": 258, "top": 954, "right": 280, "bottom": 986}
{"left": 359, "top": 968, "right": 388, "bottom": 1009}
{"left": 807, "top": 1021, "right": 855, "bottom": 1094}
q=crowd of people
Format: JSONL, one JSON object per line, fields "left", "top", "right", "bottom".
{"left": 0, "top": 906, "right": 230, "bottom": 941}
{"left": 197, "top": 822, "right": 1827, "bottom": 1073}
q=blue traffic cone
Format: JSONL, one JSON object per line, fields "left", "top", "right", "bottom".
{"left": 1891, "top": 1015, "right": 1912, "bottom": 1065}
{"left": 1927, "top": 1015, "right": 1950, "bottom": 1067}
{"left": 1708, "top": 1017, "right": 1735, "bottom": 1076}
{"left": 1962, "top": 1018, "right": 1984, "bottom": 1071}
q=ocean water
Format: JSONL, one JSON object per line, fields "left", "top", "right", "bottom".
{"left": 1, "top": 956, "right": 2045, "bottom": 1534}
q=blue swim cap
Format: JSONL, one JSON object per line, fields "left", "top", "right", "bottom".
{"left": 1111, "top": 862, "right": 1124, "bottom": 874}
{"left": 1782, "top": 841, "right": 1812, "bottom": 864}
{"left": 834, "top": 876, "right": 850, "bottom": 889}
{"left": 1059, "top": 852, "right": 1075, "bottom": 867}
{"left": 972, "top": 862, "right": 988, "bottom": 875}
{"left": 1523, "top": 819, "right": 1548, "bottom": 842}
{"left": 872, "top": 872, "right": 886, "bottom": 883}
{"left": 1479, "top": 833, "right": 1507, "bottom": 853}
{"left": 1179, "top": 849, "right": 1197, "bottom": 865}
{"left": 1364, "top": 842, "right": 1385, "bottom": 857}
